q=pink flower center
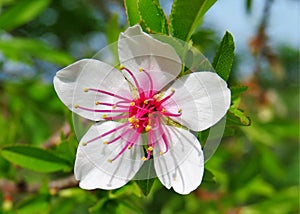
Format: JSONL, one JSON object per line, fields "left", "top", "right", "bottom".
{"left": 75, "top": 66, "right": 182, "bottom": 162}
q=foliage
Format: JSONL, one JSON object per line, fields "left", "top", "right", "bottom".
{"left": 0, "top": 0, "right": 298, "bottom": 213}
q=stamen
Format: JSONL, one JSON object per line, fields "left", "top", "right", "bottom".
{"left": 75, "top": 105, "right": 128, "bottom": 113}
{"left": 84, "top": 122, "right": 130, "bottom": 145}
{"left": 103, "top": 114, "right": 129, "bottom": 120}
{"left": 95, "top": 101, "right": 129, "bottom": 109}
{"left": 161, "top": 110, "right": 182, "bottom": 117}
{"left": 119, "top": 64, "right": 125, "bottom": 70}
{"left": 120, "top": 66, "right": 144, "bottom": 97}
{"left": 83, "top": 88, "right": 89, "bottom": 92}
{"left": 145, "top": 125, "right": 151, "bottom": 132}
{"left": 87, "top": 88, "right": 131, "bottom": 102}
{"left": 141, "top": 68, "right": 155, "bottom": 96}
{"left": 110, "top": 129, "right": 141, "bottom": 161}
{"left": 156, "top": 89, "right": 175, "bottom": 105}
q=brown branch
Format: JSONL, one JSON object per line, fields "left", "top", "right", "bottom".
{"left": 0, "top": 175, "right": 79, "bottom": 197}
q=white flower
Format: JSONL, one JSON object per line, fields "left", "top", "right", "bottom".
{"left": 53, "top": 25, "right": 231, "bottom": 194}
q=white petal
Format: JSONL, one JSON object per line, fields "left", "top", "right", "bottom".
{"left": 74, "top": 121, "right": 144, "bottom": 190}
{"left": 153, "top": 126, "right": 204, "bottom": 194}
{"left": 53, "top": 59, "right": 132, "bottom": 121}
{"left": 118, "top": 25, "right": 182, "bottom": 91}
{"left": 163, "top": 72, "right": 231, "bottom": 131}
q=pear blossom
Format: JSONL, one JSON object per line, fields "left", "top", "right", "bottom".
{"left": 53, "top": 25, "right": 231, "bottom": 194}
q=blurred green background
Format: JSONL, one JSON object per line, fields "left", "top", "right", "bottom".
{"left": 0, "top": 0, "right": 299, "bottom": 213}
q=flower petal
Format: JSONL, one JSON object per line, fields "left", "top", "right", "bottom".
{"left": 74, "top": 121, "right": 144, "bottom": 190}
{"left": 53, "top": 59, "right": 132, "bottom": 121}
{"left": 118, "top": 25, "right": 182, "bottom": 91}
{"left": 163, "top": 72, "right": 231, "bottom": 131}
{"left": 153, "top": 126, "right": 204, "bottom": 194}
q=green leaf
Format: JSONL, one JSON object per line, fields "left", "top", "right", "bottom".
{"left": 135, "top": 178, "right": 155, "bottom": 196}
{"left": 227, "top": 108, "right": 251, "bottom": 126}
{"left": 198, "top": 128, "right": 210, "bottom": 145}
{"left": 0, "top": 145, "right": 71, "bottom": 173}
{"left": 106, "top": 14, "right": 123, "bottom": 44}
{"left": 16, "top": 194, "right": 50, "bottom": 214}
{"left": 0, "top": 0, "right": 51, "bottom": 31}
{"left": 203, "top": 168, "right": 216, "bottom": 183}
{"left": 124, "top": 0, "right": 141, "bottom": 26}
{"left": 170, "top": 0, "right": 217, "bottom": 41}
{"left": 230, "top": 85, "right": 248, "bottom": 100}
{"left": 0, "top": 37, "right": 74, "bottom": 66}
{"left": 212, "top": 31, "right": 235, "bottom": 81}
{"left": 138, "top": 0, "right": 168, "bottom": 34}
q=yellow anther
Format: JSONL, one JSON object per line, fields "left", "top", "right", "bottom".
{"left": 74, "top": 104, "right": 79, "bottom": 108}
{"left": 82, "top": 142, "right": 88, "bottom": 146}
{"left": 112, "top": 104, "right": 117, "bottom": 109}
{"left": 143, "top": 100, "right": 149, "bottom": 104}
{"left": 102, "top": 114, "right": 107, "bottom": 119}
{"left": 128, "top": 116, "right": 135, "bottom": 123}
{"left": 103, "top": 141, "right": 108, "bottom": 144}
{"left": 95, "top": 101, "right": 100, "bottom": 105}
{"left": 154, "top": 93, "right": 163, "bottom": 100}
{"left": 161, "top": 108, "right": 166, "bottom": 113}
{"left": 128, "top": 145, "right": 132, "bottom": 150}
{"left": 130, "top": 101, "right": 135, "bottom": 106}
{"left": 119, "top": 64, "right": 125, "bottom": 70}
{"left": 178, "top": 109, "right": 182, "bottom": 113}
{"left": 142, "top": 157, "right": 147, "bottom": 161}
{"left": 107, "top": 159, "right": 113, "bottom": 163}
{"left": 83, "top": 88, "right": 89, "bottom": 92}
{"left": 148, "top": 146, "right": 153, "bottom": 151}
{"left": 171, "top": 88, "right": 175, "bottom": 92}
{"left": 160, "top": 151, "right": 165, "bottom": 155}
{"left": 139, "top": 67, "right": 143, "bottom": 72}
{"left": 145, "top": 125, "right": 152, "bottom": 132}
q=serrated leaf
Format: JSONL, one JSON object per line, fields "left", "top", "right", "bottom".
{"left": 138, "top": 0, "right": 168, "bottom": 34}
{"left": 170, "top": 0, "right": 216, "bottom": 41}
{"left": 0, "top": 0, "right": 50, "bottom": 31}
{"left": 212, "top": 31, "right": 235, "bottom": 81}
{"left": 124, "top": 0, "right": 141, "bottom": 26}
{"left": 227, "top": 108, "right": 251, "bottom": 126}
{"left": 0, "top": 37, "right": 74, "bottom": 66}
{"left": 0, "top": 145, "right": 71, "bottom": 173}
